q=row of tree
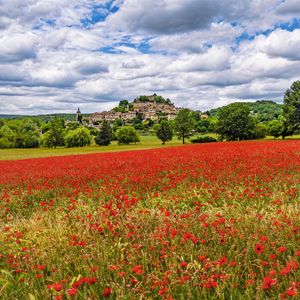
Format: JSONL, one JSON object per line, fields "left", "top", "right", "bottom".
{"left": 0, "top": 81, "right": 299, "bottom": 148}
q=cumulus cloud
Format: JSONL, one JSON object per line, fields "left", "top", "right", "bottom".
{"left": 0, "top": 0, "right": 299, "bottom": 114}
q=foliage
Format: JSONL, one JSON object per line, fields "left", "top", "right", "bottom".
{"left": 41, "top": 118, "right": 65, "bottom": 148}
{"left": 191, "top": 136, "right": 217, "bottom": 143}
{"left": 216, "top": 103, "right": 255, "bottom": 141}
{"left": 210, "top": 100, "right": 282, "bottom": 123}
{"left": 0, "top": 137, "right": 13, "bottom": 149}
{"left": 267, "top": 119, "right": 283, "bottom": 138}
{"left": 251, "top": 123, "right": 267, "bottom": 139}
{"left": 95, "top": 120, "right": 113, "bottom": 146}
{"left": 116, "top": 126, "right": 140, "bottom": 144}
{"left": 282, "top": 80, "right": 300, "bottom": 135}
{"left": 0, "top": 119, "right": 40, "bottom": 148}
{"left": 65, "top": 127, "right": 92, "bottom": 147}
{"left": 0, "top": 141, "right": 299, "bottom": 299}
{"left": 156, "top": 120, "right": 173, "bottom": 144}
{"left": 134, "top": 94, "right": 171, "bottom": 104}
{"left": 174, "top": 109, "right": 195, "bottom": 144}
{"left": 113, "top": 100, "right": 130, "bottom": 112}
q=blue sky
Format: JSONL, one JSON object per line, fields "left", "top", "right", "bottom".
{"left": 0, "top": 0, "right": 300, "bottom": 114}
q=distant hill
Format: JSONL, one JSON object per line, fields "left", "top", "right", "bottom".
{"left": 0, "top": 113, "right": 91, "bottom": 121}
{"left": 209, "top": 100, "right": 282, "bottom": 122}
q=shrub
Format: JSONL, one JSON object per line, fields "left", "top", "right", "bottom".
{"left": 0, "top": 137, "right": 13, "bottom": 149}
{"left": 116, "top": 126, "right": 140, "bottom": 145}
{"left": 65, "top": 127, "right": 92, "bottom": 147}
{"left": 191, "top": 136, "right": 217, "bottom": 143}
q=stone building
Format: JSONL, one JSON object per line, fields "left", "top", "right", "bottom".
{"left": 89, "top": 94, "right": 179, "bottom": 124}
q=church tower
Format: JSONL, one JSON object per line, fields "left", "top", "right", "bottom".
{"left": 76, "top": 107, "right": 82, "bottom": 124}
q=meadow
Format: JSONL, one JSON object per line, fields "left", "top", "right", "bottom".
{"left": 0, "top": 140, "right": 299, "bottom": 299}
{"left": 0, "top": 134, "right": 298, "bottom": 161}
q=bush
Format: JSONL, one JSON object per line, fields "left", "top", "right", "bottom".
{"left": 252, "top": 123, "right": 267, "bottom": 139}
{"left": 116, "top": 126, "right": 140, "bottom": 145}
{"left": 191, "top": 136, "right": 217, "bottom": 143}
{"left": 65, "top": 127, "right": 92, "bottom": 147}
{"left": 0, "top": 137, "right": 13, "bottom": 149}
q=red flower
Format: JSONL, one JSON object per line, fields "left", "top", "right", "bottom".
{"left": 277, "top": 246, "right": 287, "bottom": 253}
{"left": 181, "top": 261, "right": 188, "bottom": 268}
{"left": 132, "top": 265, "right": 143, "bottom": 275}
{"left": 51, "top": 282, "right": 63, "bottom": 292}
{"left": 103, "top": 287, "right": 111, "bottom": 297}
{"left": 67, "top": 288, "right": 78, "bottom": 296}
{"left": 254, "top": 243, "right": 265, "bottom": 254}
{"left": 262, "top": 276, "right": 276, "bottom": 289}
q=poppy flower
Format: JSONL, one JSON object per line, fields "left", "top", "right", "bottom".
{"left": 255, "top": 243, "right": 265, "bottom": 254}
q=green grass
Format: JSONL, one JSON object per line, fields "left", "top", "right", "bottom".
{"left": 1, "top": 133, "right": 298, "bottom": 161}
{"left": 0, "top": 135, "right": 184, "bottom": 161}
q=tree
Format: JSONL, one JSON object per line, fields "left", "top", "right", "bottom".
{"left": 41, "top": 118, "right": 65, "bottom": 148}
{"left": 65, "top": 127, "right": 92, "bottom": 147}
{"left": 156, "top": 120, "right": 173, "bottom": 144}
{"left": 116, "top": 126, "right": 140, "bottom": 145}
{"left": 95, "top": 120, "right": 112, "bottom": 146}
{"left": 282, "top": 80, "right": 300, "bottom": 135}
{"left": 216, "top": 103, "right": 255, "bottom": 141}
{"left": 267, "top": 119, "right": 283, "bottom": 138}
{"left": 252, "top": 123, "right": 267, "bottom": 139}
{"left": 174, "top": 109, "right": 195, "bottom": 144}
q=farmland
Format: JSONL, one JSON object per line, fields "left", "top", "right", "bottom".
{"left": 0, "top": 141, "right": 299, "bottom": 299}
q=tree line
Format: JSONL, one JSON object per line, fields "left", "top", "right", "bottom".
{"left": 0, "top": 80, "right": 299, "bottom": 149}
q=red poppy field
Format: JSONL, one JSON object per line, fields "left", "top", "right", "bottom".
{"left": 0, "top": 140, "right": 299, "bottom": 299}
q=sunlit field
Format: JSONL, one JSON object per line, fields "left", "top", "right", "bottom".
{"left": 0, "top": 136, "right": 183, "bottom": 161}
{"left": 1, "top": 134, "right": 299, "bottom": 161}
{"left": 0, "top": 140, "right": 299, "bottom": 299}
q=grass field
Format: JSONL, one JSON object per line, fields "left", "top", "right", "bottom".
{"left": 0, "top": 136, "right": 182, "bottom": 161}
{"left": 0, "top": 134, "right": 299, "bottom": 161}
{"left": 0, "top": 140, "right": 299, "bottom": 299}
{"left": 0, "top": 135, "right": 216, "bottom": 161}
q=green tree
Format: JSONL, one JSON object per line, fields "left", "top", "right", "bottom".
{"left": 41, "top": 118, "right": 65, "bottom": 148}
{"left": 174, "top": 109, "right": 195, "bottom": 144}
{"left": 65, "top": 127, "right": 92, "bottom": 147}
{"left": 95, "top": 120, "right": 113, "bottom": 146}
{"left": 252, "top": 123, "right": 267, "bottom": 139}
{"left": 0, "top": 125, "right": 14, "bottom": 147}
{"left": 216, "top": 103, "right": 255, "bottom": 141}
{"left": 282, "top": 80, "right": 300, "bottom": 135}
{"left": 156, "top": 120, "right": 173, "bottom": 144}
{"left": 267, "top": 119, "right": 283, "bottom": 138}
{"left": 116, "top": 126, "right": 140, "bottom": 145}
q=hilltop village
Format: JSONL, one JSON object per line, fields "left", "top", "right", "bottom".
{"left": 88, "top": 94, "right": 181, "bottom": 125}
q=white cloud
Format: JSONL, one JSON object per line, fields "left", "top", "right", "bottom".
{"left": 0, "top": 0, "right": 299, "bottom": 114}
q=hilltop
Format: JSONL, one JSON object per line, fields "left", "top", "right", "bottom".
{"left": 89, "top": 94, "right": 178, "bottom": 125}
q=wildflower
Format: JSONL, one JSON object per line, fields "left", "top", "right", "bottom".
{"left": 103, "top": 287, "right": 111, "bottom": 297}
{"left": 181, "top": 261, "right": 188, "bottom": 268}
{"left": 277, "top": 246, "right": 287, "bottom": 253}
{"left": 132, "top": 265, "right": 143, "bottom": 275}
{"left": 67, "top": 288, "right": 78, "bottom": 296}
{"left": 255, "top": 243, "right": 265, "bottom": 254}
{"left": 262, "top": 276, "right": 276, "bottom": 289}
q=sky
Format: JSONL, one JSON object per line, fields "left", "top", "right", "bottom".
{"left": 0, "top": 0, "right": 300, "bottom": 115}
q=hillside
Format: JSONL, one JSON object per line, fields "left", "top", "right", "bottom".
{"left": 209, "top": 100, "right": 282, "bottom": 122}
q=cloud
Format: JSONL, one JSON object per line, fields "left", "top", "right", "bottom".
{"left": 277, "top": 0, "right": 300, "bottom": 15}
{"left": 107, "top": 0, "right": 281, "bottom": 35}
{"left": 0, "top": 33, "right": 37, "bottom": 63}
{"left": 0, "top": 0, "right": 299, "bottom": 114}
{"left": 263, "top": 29, "right": 300, "bottom": 60}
